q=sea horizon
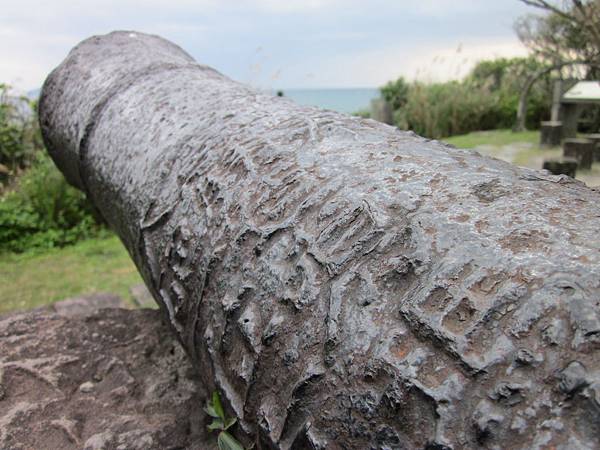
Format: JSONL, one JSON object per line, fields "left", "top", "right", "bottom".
{"left": 271, "top": 87, "right": 380, "bottom": 114}
{"left": 25, "top": 86, "right": 382, "bottom": 116}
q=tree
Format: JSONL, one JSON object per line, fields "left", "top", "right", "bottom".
{"left": 513, "top": 0, "right": 600, "bottom": 130}
{"left": 517, "top": 0, "right": 600, "bottom": 73}
{"left": 469, "top": 58, "right": 519, "bottom": 91}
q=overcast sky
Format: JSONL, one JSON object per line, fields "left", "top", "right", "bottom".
{"left": 1, "top": 0, "right": 535, "bottom": 92}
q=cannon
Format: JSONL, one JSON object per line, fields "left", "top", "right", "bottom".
{"left": 40, "top": 31, "right": 600, "bottom": 449}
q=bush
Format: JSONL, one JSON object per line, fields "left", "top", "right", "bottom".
{"left": 380, "top": 77, "right": 409, "bottom": 111}
{"left": 394, "top": 81, "right": 496, "bottom": 138}
{"left": 0, "top": 84, "right": 42, "bottom": 173}
{"left": 0, "top": 82, "right": 104, "bottom": 253}
{"left": 0, "top": 152, "right": 104, "bottom": 253}
{"left": 352, "top": 109, "right": 371, "bottom": 119}
{"left": 380, "top": 57, "right": 552, "bottom": 139}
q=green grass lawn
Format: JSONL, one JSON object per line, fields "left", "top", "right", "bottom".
{"left": 0, "top": 234, "right": 143, "bottom": 315}
{"left": 442, "top": 129, "right": 540, "bottom": 149}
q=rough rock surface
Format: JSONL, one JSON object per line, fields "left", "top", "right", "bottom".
{"left": 0, "top": 297, "right": 216, "bottom": 450}
{"left": 39, "top": 31, "right": 600, "bottom": 449}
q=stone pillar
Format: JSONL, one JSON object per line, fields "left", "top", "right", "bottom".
{"left": 561, "top": 103, "right": 582, "bottom": 139}
{"left": 540, "top": 121, "right": 563, "bottom": 147}
{"left": 580, "top": 133, "right": 600, "bottom": 161}
{"left": 563, "top": 138, "right": 594, "bottom": 170}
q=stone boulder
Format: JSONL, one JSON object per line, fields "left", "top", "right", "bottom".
{"left": 0, "top": 296, "right": 217, "bottom": 450}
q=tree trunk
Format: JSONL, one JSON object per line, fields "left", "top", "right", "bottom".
{"left": 514, "top": 80, "right": 533, "bottom": 132}
{"left": 40, "top": 31, "right": 600, "bottom": 450}
{"left": 513, "top": 66, "right": 547, "bottom": 132}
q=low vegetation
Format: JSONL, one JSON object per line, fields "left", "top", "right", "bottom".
{"left": 0, "top": 152, "right": 103, "bottom": 253}
{"left": 0, "top": 85, "right": 138, "bottom": 316}
{"left": 206, "top": 391, "right": 244, "bottom": 450}
{"left": 0, "top": 234, "right": 142, "bottom": 315}
{"left": 380, "top": 57, "right": 552, "bottom": 139}
{"left": 0, "top": 84, "right": 104, "bottom": 253}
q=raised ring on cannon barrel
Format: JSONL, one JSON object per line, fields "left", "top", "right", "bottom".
{"left": 40, "top": 31, "right": 600, "bottom": 449}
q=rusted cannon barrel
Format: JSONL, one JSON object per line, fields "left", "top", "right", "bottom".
{"left": 40, "top": 31, "right": 600, "bottom": 449}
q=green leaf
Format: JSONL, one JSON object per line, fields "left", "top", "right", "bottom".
{"left": 205, "top": 404, "right": 220, "bottom": 418}
{"left": 217, "top": 431, "right": 244, "bottom": 450}
{"left": 212, "top": 390, "right": 225, "bottom": 420}
{"left": 224, "top": 417, "right": 237, "bottom": 430}
{"left": 207, "top": 418, "right": 224, "bottom": 431}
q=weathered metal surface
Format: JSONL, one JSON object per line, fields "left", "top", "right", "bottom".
{"left": 40, "top": 31, "right": 600, "bottom": 449}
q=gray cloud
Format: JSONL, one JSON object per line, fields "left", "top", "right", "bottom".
{"left": 0, "top": 0, "right": 532, "bottom": 91}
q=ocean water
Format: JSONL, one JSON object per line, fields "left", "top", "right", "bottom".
{"left": 28, "top": 85, "right": 378, "bottom": 115}
{"left": 277, "top": 88, "right": 380, "bottom": 114}
{"left": 29, "top": 85, "right": 379, "bottom": 115}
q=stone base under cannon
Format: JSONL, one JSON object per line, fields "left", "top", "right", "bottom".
{"left": 0, "top": 296, "right": 216, "bottom": 450}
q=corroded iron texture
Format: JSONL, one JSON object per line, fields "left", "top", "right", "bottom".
{"left": 40, "top": 31, "right": 600, "bottom": 449}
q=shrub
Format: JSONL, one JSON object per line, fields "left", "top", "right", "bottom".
{"left": 0, "top": 84, "right": 42, "bottom": 173}
{"left": 393, "top": 80, "right": 500, "bottom": 139}
{"left": 352, "top": 109, "right": 371, "bottom": 119}
{"left": 380, "top": 56, "right": 553, "bottom": 139}
{"left": 0, "top": 152, "right": 104, "bottom": 253}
